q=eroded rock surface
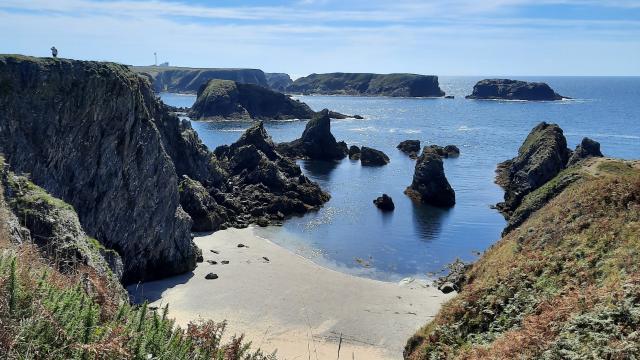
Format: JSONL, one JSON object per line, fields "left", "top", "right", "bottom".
{"left": 276, "top": 110, "right": 348, "bottom": 160}
{"left": 405, "top": 147, "right": 455, "bottom": 207}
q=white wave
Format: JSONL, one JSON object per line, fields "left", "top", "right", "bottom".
{"left": 457, "top": 125, "right": 474, "bottom": 131}
{"left": 348, "top": 126, "right": 378, "bottom": 132}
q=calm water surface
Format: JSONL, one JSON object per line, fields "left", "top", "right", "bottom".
{"left": 160, "top": 76, "right": 640, "bottom": 281}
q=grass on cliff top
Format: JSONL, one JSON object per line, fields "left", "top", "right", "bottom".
{"left": 406, "top": 159, "right": 640, "bottom": 359}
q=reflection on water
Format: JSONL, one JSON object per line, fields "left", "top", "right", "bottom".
{"left": 160, "top": 76, "right": 640, "bottom": 282}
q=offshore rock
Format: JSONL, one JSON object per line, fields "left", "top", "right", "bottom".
{"left": 360, "top": 147, "right": 390, "bottom": 166}
{"left": 427, "top": 144, "right": 460, "bottom": 158}
{"left": 405, "top": 147, "right": 455, "bottom": 207}
{"left": 349, "top": 145, "right": 361, "bottom": 160}
{"left": 276, "top": 110, "right": 349, "bottom": 160}
{"left": 373, "top": 194, "right": 395, "bottom": 211}
{"left": 466, "top": 79, "right": 567, "bottom": 101}
{"left": 397, "top": 140, "right": 421, "bottom": 159}
{"left": 288, "top": 73, "right": 445, "bottom": 97}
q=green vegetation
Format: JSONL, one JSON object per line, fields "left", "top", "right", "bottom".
{"left": 406, "top": 160, "right": 640, "bottom": 359}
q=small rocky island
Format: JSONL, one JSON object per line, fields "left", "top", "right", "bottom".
{"left": 466, "top": 79, "right": 568, "bottom": 101}
{"left": 405, "top": 147, "right": 456, "bottom": 207}
{"left": 189, "top": 79, "right": 317, "bottom": 120}
{"left": 287, "top": 72, "right": 446, "bottom": 97}
{"left": 276, "top": 110, "right": 348, "bottom": 160}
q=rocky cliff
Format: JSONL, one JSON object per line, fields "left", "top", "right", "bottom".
{"left": 265, "top": 72, "right": 293, "bottom": 92}
{"left": 466, "top": 79, "right": 568, "bottom": 101}
{"left": 0, "top": 55, "right": 200, "bottom": 283}
{"left": 405, "top": 157, "right": 640, "bottom": 360}
{"left": 288, "top": 73, "right": 445, "bottom": 97}
{"left": 189, "top": 79, "right": 317, "bottom": 120}
{"left": 133, "top": 65, "right": 269, "bottom": 93}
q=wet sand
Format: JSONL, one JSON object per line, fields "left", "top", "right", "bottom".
{"left": 128, "top": 227, "right": 454, "bottom": 359}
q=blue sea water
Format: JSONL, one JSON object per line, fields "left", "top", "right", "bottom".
{"left": 160, "top": 76, "right": 640, "bottom": 281}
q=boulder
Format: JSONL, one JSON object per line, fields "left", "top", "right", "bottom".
{"left": 466, "top": 79, "right": 567, "bottom": 101}
{"left": 373, "top": 194, "right": 395, "bottom": 211}
{"left": 397, "top": 140, "right": 421, "bottom": 159}
{"left": 405, "top": 148, "right": 455, "bottom": 207}
{"left": 349, "top": 145, "right": 361, "bottom": 160}
{"left": 276, "top": 110, "right": 349, "bottom": 160}
{"left": 205, "top": 273, "right": 219, "bottom": 280}
{"left": 426, "top": 145, "right": 460, "bottom": 158}
{"left": 360, "top": 147, "right": 390, "bottom": 166}
{"left": 495, "top": 122, "right": 571, "bottom": 215}
{"left": 567, "top": 137, "right": 603, "bottom": 166}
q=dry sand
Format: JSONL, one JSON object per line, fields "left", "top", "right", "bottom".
{"left": 128, "top": 227, "right": 454, "bottom": 360}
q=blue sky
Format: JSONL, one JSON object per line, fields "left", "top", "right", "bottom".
{"left": 1, "top": 0, "right": 639, "bottom": 76}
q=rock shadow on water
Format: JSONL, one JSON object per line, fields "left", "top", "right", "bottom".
{"left": 299, "top": 159, "right": 341, "bottom": 181}
{"left": 127, "top": 271, "right": 195, "bottom": 304}
{"left": 411, "top": 202, "right": 451, "bottom": 242}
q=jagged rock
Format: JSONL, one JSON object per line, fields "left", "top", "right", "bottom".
{"left": 495, "top": 122, "right": 571, "bottom": 215}
{"left": 360, "top": 147, "right": 390, "bottom": 166}
{"left": 567, "top": 137, "right": 603, "bottom": 166}
{"left": 189, "top": 79, "right": 316, "bottom": 120}
{"left": 397, "top": 140, "right": 421, "bottom": 159}
{"left": 466, "top": 79, "right": 567, "bottom": 101}
{"left": 276, "top": 110, "right": 348, "bottom": 160}
{"left": 405, "top": 148, "right": 455, "bottom": 207}
{"left": 288, "top": 73, "right": 446, "bottom": 97}
{"left": 0, "top": 55, "right": 198, "bottom": 283}
{"left": 178, "top": 176, "right": 227, "bottom": 232}
{"left": 349, "top": 145, "right": 361, "bottom": 160}
{"left": 373, "top": 194, "right": 395, "bottom": 211}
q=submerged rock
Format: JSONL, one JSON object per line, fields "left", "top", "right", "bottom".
{"left": 567, "top": 137, "right": 603, "bottom": 166}
{"left": 373, "top": 194, "right": 395, "bottom": 211}
{"left": 495, "top": 122, "right": 571, "bottom": 215}
{"left": 360, "top": 147, "right": 390, "bottom": 166}
{"left": 397, "top": 140, "right": 421, "bottom": 159}
{"left": 405, "top": 147, "right": 455, "bottom": 207}
{"left": 466, "top": 79, "right": 567, "bottom": 101}
{"left": 276, "top": 110, "right": 348, "bottom": 160}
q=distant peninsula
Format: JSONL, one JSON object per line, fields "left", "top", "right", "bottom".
{"left": 287, "top": 72, "right": 446, "bottom": 97}
{"left": 466, "top": 79, "right": 568, "bottom": 101}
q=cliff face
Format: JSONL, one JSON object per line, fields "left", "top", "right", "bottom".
{"left": 288, "top": 73, "right": 445, "bottom": 97}
{"left": 0, "top": 55, "right": 197, "bottom": 283}
{"left": 265, "top": 72, "right": 293, "bottom": 92}
{"left": 189, "top": 79, "right": 316, "bottom": 120}
{"left": 133, "top": 66, "right": 269, "bottom": 93}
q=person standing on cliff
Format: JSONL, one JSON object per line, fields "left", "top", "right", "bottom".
{"left": 51, "top": 46, "right": 58, "bottom": 58}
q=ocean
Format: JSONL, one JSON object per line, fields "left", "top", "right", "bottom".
{"left": 160, "top": 76, "right": 640, "bottom": 281}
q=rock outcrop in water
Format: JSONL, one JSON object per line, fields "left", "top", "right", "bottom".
{"left": 373, "top": 194, "right": 395, "bottom": 211}
{"left": 348, "top": 145, "right": 361, "bottom": 160}
{"left": 189, "top": 79, "right": 317, "bottom": 120}
{"left": 426, "top": 144, "right": 460, "bottom": 158}
{"left": 405, "top": 147, "right": 455, "bottom": 207}
{"left": 397, "top": 140, "right": 421, "bottom": 159}
{"left": 288, "top": 73, "right": 446, "bottom": 97}
{"left": 360, "top": 147, "right": 390, "bottom": 166}
{"left": 466, "top": 79, "right": 567, "bottom": 101}
{"left": 133, "top": 65, "right": 269, "bottom": 93}
{"left": 276, "top": 110, "right": 348, "bottom": 160}
{"left": 265, "top": 72, "right": 293, "bottom": 92}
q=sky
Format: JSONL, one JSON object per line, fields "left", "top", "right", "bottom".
{"left": 1, "top": 0, "right": 639, "bottom": 77}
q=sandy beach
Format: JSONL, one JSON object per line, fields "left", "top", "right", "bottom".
{"left": 128, "top": 227, "right": 454, "bottom": 360}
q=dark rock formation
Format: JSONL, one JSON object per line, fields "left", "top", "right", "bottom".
{"left": 189, "top": 79, "right": 316, "bottom": 120}
{"left": 349, "top": 145, "right": 361, "bottom": 160}
{"left": 178, "top": 176, "right": 227, "bottom": 232}
{"left": 288, "top": 73, "right": 445, "bottom": 97}
{"left": 373, "top": 194, "right": 395, "bottom": 211}
{"left": 397, "top": 140, "right": 421, "bottom": 159}
{"left": 466, "top": 79, "right": 567, "bottom": 101}
{"left": 211, "top": 122, "right": 330, "bottom": 228}
{"left": 132, "top": 65, "right": 269, "bottom": 93}
{"left": 567, "top": 137, "right": 603, "bottom": 166}
{"left": 495, "top": 122, "right": 571, "bottom": 216}
{"left": 276, "top": 110, "right": 348, "bottom": 160}
{"left": 427, "top": 144, "right": 460, "bottom": 158}
{"left": 265, "top": 72, "right": 293, "bottom": 92}
{"left": 0, "top": 55, "right": 198, "bottom": 283}
{"left": 405, "top": 148, "right": 455, "bottom": 207}
{"left": 360, "top": 147, "right": 390, "bottom": 166}
{"left": 205, "top": 272, "right": 218, "bottom": 280}
{"left": 1, "top": 163, "right": 126, "bottom": 298}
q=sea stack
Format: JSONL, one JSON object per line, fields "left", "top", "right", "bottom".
{"left": 466, "top": 79, "right": 567, "bottom": 101}
{"left": 405, "top": 148, "right": 455, "bottom": 207}
{"left": 276, "top": 110, "right": 348, "bottom": 160}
